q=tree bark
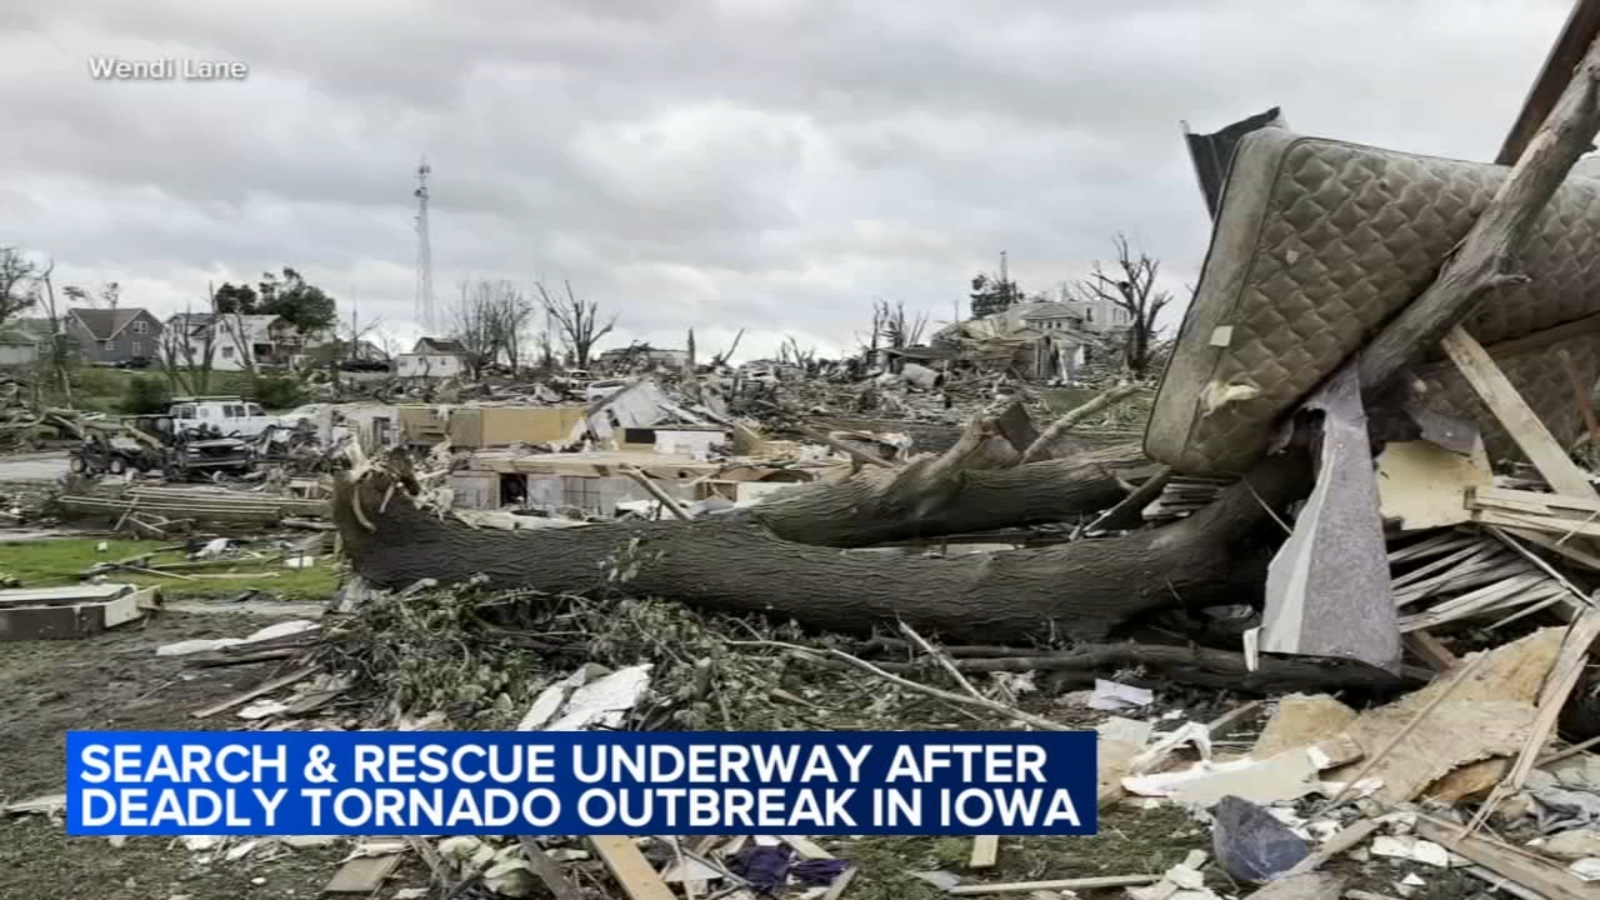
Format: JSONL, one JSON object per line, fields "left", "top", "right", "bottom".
{"left": 739, "top": 437, "right": 1146, "bottom": 547}
{"left": 333, "top": 449, "right": 1309, "bottom": 644}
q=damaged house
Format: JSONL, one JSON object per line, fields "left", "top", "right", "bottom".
{"left": 930, "top": 298, "right": 1113, "bottom": 381}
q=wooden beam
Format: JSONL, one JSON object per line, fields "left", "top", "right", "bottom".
{"left": 1440, "top": 327, "right": 1600, "bottom": 501}
{"left": 589, "top": 836, "right": 676, "bottom": 900}
{"left": 1497, "top": 0, "right": 1600, "bottom": 166}
{"left": 1357, "top": 32, "right": 1600, "bottom": 392}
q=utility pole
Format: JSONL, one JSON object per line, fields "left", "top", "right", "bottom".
{"left": 414, "top": 158, "right": 435, "bottom": 334}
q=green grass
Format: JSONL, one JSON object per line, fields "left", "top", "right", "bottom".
{"left": 0, "top": 537, "right": 341, "bottom": 599}
{"left": 73, "top": 368, "right": 293, "bottom": 415}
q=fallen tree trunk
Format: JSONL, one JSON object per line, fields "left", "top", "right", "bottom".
{"left": 334, "top": 449, "right": 1309, "bottom": 644}
{"left": 740, "top": 438, "right": 1147, "bottom": 547}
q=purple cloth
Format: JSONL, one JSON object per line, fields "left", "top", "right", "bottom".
{"left": 792, "top": 859, "right": 850, "bottom": 884}
{"left": 729, "top": 846, "right": 793, "bottom": 893}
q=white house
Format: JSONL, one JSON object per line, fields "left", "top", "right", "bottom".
{"left": 395, "top": 337, "right": 466, "bottom": 379}
{"left": 164, "top": 313, "right": 304, "bottom": 371}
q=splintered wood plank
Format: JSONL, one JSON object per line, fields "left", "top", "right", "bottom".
{"left": 946, "top": 873, "right": 1163, "bottom": 895}
{"left": 1417, "top": 817, "right": 1599, "bottom": 900}
{"left": 191, "top": 665, "right": 317, "bottom": 719}
{"left": 323, "top": 854, "right": 402, "bottom": 893}
{"left": 1404, "top": 631, "right": 1458, "bottom": 672}
{"left": 1441, "top": 326, "right": 1600, "bottom": 502}
{"left": 969, "top": 835, "right": 999, "bottom": 869}
{"left": 590, "top": 836, "right": 676, "bottom": 900}
{"left": 1506, "top": 606, "right": 1600, "bottom": 792}
{"left": 821, "top": 867, "right": 858, "bottom": 900}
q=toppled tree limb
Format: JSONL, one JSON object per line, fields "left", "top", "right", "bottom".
{"left": 724, "top": 638, "right": 1071, "bottom": 731}
{"left": 898, "top": 621, "right": 987, "bottom": 701}
{"left": 1020, "top": 384, "right": 1142, "bottom": 464}
{"left": 1357, "top": 34, "right": 1600, "bottom": 393}
{"left": 936, "top": 642, "right": 1425, "bottom": 693}
{"left": 737, "top": 431, "right": 1147, "bottom": 548}
{"left": 334, "top": 448, "right": 1309, "bottom": 644}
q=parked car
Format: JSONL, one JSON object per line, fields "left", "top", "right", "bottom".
{"left": 168, "top": 396, "right": 281, "bottom": 438}
{"left": 166, "top": 436, "right": 255, "bottom": 481}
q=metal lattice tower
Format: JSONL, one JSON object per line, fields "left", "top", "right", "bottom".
{"left": 413, "top": 158, "right": 435, "bottom": 333}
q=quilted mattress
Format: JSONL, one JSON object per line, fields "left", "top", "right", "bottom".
{"left": 1146, "top": 127, "right": 1600, "bottom": 474}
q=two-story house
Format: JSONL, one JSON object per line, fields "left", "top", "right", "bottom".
{"left": 164, "top": 313, "right": 304, "bottom": 371}
{"left": 396, "top": 337, "right": 467, "bottom": 379}
{"left": 67, "top": 308, "right": 164, "bottom": 365}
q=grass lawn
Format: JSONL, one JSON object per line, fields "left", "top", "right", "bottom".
{"left": 0, "top": 537, "right": 342, "bottom": 599}
{"left": 72, "top": 367, "right": 300, "bottom": 415}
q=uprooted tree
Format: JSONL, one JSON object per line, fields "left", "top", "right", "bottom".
{"left": 334, "top": 403, "right": 1312, "bottom": 647}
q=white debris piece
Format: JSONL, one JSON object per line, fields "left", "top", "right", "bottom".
{"left": 1089, "top": 679, "right": 1154, "bottom": 712}
{"left": 547, "top": 665, "right": 653, "bottom": 731}
{"left": 1130, "top": 722, "right": 1213, "bottom": 775}
{"left": 237, "top": 699, "right": 291, "bottom": 721}
{"left": 1572, "top": 858, "right": 1600, "bottom": 882}
{"left": 1370, "top": 835, "right": 1451, "bottom": 868}
{"left": 156, "top": 619, "right": 318, "bottom": 657}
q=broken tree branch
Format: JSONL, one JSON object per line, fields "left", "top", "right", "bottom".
{"left": 1020, "top": 384, "right": 1141, "bottom": 464}
{"left": 724, "top": 638, "right": 1071, "bottom": 731}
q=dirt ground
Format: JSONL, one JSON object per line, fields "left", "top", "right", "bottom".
{"left": 0, "top": 609, "right": 431, "bottom": 900}
{"left": 0, "top": 608, "right": 1488, "bottom": 900}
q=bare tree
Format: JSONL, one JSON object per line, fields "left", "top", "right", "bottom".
{"left": 874, "top": 298, "right": 928, "bottom": 350}
{"left": 1073, "top": 233, "right": 1173, "bottom": 376}
{"left": 779, "top": 335, "right": 816, "bottom": 368}
{"left": 217, "top": 308, "right": 258, "bottom": 376}
{"left": 444, "top": 279, "right": 537, "bottom": 378}
{"left": 535, "top": 280, "right": 615, "bottom": 369}
{"left": 710, "top": 328, "right": 744, "bottom": 368}
{"left": 487, "top": 282, "right": 535, "bottom": 373}
{"left": 447, "top": 280, "right": 500, "bottom": 380}
{"left": 159, "top": 285, "right": 220, "bottom": 396}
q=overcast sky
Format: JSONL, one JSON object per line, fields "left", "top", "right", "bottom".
{"left": 0, "top": 0, "right": 1577, "bottom": 360}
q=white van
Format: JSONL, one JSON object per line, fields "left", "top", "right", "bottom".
{"left": 168, "top": 397, "right": 280, "bottom": 438}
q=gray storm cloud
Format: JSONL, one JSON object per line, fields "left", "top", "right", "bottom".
{"left": 0, "top": 0, "right": 1574, "bottom": 358}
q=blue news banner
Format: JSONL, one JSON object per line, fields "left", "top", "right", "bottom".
{"left": 66, "top": 731, "right": 1100, "bottom": 836}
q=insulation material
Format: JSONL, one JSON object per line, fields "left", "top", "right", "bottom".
{"left": 1261, "top": 365, "right": 1401, "bottom": 673}
{"left": 1147, "top": 125, "right": 1600, "bottom": 474}
{"left": 1336, "top": 628, "right": 1563, "bottom": 803}
{"left": 1376, "top": 438, "right": 1492, "bottom": 531}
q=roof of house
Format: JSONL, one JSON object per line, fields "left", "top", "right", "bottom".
{"left": 71, "top": 308, "right": 154, "bottom": 341}
{"left": 1010, "top": 301, "right": 1084, "bottom": 321}
{"left": 886, "top": 344, "right": 960, "bottom": 361}
{"left": 415, "top": 337, "right": 466, "bottom": 354}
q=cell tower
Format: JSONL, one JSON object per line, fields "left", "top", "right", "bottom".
{"left": 413, "top": 158, "right": 435, "bottom": 333}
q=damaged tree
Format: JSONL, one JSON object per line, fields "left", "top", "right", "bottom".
{"left": 536, "top": 280, "right": 615, "bottom": 370}
{"left": 335, "top": 408, "right": 1310, "bottom": 644}
{"left": 1072, "top": 233, "right": 1171, "bottom": 377}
